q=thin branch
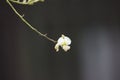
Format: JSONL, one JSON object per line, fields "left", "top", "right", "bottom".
{"left": 9, "top": 0, "right": 44, "bottom": 5}
{"left": 6, "top": 0, "right": 57, "bottom": 43}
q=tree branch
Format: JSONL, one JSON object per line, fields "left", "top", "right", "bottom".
{"left": 6, "top": 0, "right": 57, "bottom": 43}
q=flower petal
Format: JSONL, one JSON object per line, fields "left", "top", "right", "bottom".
{"left": 62, "top": 45, "right": 70, "bottom": 52}
{"left": 54, "top": 44, "right": 60, "bottom": 52}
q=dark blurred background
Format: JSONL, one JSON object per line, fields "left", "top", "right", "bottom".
{"left": 1, "top": 0, "right": 120, "bottom": 80}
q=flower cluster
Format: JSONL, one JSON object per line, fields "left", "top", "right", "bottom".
{"left": 55, "top": 35, "right": 71, "bottom": 52}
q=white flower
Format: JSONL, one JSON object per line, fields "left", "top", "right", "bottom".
{"left": 55, "top": 34, "right": 71, "bottom": 52}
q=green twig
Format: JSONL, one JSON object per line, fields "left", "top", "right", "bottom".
{"left": 6, "top": 0, "right": 57, "bottom": 43}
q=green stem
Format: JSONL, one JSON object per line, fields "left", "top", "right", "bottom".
{"left": 6, "top": 0, "right": 57, "bottom": 43}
